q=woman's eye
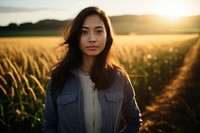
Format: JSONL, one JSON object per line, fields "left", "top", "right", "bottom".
{"left": 81, "top": 30, "right": 88, "bottom": 35}
{"left": 96, "top": 30, "right": 103, "bottom": 34}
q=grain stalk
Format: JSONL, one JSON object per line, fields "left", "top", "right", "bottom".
{"left": 29, "top": 75, "right": 45, "bottom": 95}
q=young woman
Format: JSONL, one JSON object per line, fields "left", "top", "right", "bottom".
{"left": 44, "top": 6, "right": 142, "bottom": 133}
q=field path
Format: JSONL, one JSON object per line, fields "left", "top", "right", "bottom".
{"left": 140, "top": 37, "right": 200, "bottom": 132}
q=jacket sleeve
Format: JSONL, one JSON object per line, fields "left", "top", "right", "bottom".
{"left": 44, "top": 80, "right": 58, "bottom": 133}
{"left": 121, "top": 75, "right": 142, "bottom": 133}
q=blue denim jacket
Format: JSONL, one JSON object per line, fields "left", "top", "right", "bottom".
{"left": 44, "top": 70, "right": 142, "bottom": 133}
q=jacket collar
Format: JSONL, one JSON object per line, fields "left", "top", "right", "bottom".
{"left": 69, "top": 69, "right": 79, "bottom": 77}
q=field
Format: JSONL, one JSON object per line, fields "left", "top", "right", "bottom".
{"left": 0, "top": 34, "right": 199, "bottom": 132}
{"left": 0, "top": 30, "right": 61, "bottom": 37}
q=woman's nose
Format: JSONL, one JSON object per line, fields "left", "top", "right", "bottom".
{"left": 89, "top": 33, "right": 96, "bottom": 43}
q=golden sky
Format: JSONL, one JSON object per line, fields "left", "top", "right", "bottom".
{"left": 0, "top": 0, "right": 200, "bottom": 26}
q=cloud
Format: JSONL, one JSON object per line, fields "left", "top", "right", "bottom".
{"left": 0, "top": 6, "right": 66, "bottom": 13}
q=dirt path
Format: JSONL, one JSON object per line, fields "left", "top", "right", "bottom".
{"left": 139, "top": 37, "right": 200, "bottom": 133}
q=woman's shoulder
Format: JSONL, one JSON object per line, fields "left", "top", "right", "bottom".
{"left": 114, "top": 67, "right": 129, "bottom": 80}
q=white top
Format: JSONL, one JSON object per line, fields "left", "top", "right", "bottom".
{"left": 78, "top": 70, "right": 102, "bottom": 133}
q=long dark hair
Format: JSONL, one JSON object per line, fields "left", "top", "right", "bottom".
{"left": 50, "top": 6, "right": 120, "bottom": 93}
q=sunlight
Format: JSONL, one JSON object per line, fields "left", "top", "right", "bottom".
{"left": 156, "top": 0, "right": 189, "bottom": 21}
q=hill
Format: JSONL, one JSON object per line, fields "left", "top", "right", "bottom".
{"left": 0, "top": 15, "right": 199, "bottom": 36}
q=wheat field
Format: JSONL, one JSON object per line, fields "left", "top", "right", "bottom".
{"left": 0, "top": 34, "right": 198, "bottom": 132}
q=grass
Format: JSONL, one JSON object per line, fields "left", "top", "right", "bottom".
{"left": 139, "top": 38, "right": 200, "bottom": 133}
{"left": 113, "top": 34, "right": 199, "bottom": 109}
{"left": 0, "top": 34, "right": 199, "bottom": 132}
{"left": 0, "top": 30, "right": 62, "bottom": 37}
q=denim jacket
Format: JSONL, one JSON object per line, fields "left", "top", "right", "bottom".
{"left": 44, "top": 69, "right": 142, "bottom": 133}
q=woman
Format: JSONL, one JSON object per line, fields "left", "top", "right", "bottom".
{"left": 44, "top": 6, "right": 142, "bottom": 133}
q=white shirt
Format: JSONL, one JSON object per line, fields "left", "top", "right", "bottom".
{"left": 78, "top": 70, "right": 102, "bottom": 133}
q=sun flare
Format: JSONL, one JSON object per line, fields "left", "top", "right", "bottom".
{"left": 156, "top": 0, "right": 189, "bottom": 21}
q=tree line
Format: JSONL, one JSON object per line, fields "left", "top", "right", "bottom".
{"left": 0, "top": 15, "right": 199, "bottom": 35}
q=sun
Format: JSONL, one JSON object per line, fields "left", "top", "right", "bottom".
{"left": 155, "top": 0, "right": 189, "bottom": 21}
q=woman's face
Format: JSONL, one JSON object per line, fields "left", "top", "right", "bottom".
{"left": 79, "top": 14, "right": 107, "bottom": 58}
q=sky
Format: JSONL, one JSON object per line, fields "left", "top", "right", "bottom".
{"left": 0, "top": 0, "right": 200, "bottom": 26}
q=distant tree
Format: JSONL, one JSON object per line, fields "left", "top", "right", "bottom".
{"left": 7, "top": 23, "right": 18, "bottom": 30}
{"left": 0, "top": 23, "right": 18, "bottom": 31}
{"left": 19, "top": 22, "right": 33, "bottom": 30}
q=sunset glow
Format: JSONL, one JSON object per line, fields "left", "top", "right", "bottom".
{"left": 156, "top": 0, "right": 189, "bottom": 21}
{"left": 0, "top": 0, "right": 200, "bottom": 26}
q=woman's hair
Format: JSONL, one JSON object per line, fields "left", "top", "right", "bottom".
{"left": 50, "top": 6, "right": 120, "bottom": 93}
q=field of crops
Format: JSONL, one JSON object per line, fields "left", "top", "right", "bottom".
{"left": 0, "top": 34, "right": 199, "bottom": 132}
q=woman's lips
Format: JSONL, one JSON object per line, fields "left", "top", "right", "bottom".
{"left": 86, "top": 46, "right": 99, "bottom": 50}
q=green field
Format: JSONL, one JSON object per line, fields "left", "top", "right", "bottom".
{"left": 0, "top": 30, "right": 62, "bottom": 37}
{"left": 0, "top": 34, "right": 199, "bottom": 132}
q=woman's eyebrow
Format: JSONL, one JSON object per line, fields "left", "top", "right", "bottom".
{"left": 81, "top": 26, "right": 104, "bottom": 29}
{"left": 95, "top": 26, "right": 104, "bottom": 29}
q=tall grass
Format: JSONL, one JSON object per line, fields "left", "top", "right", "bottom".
{"left": 139, "top": 38, "right": 200, "bottom": 133}
{"left": 0, "top": 34, "right": 198, "bottom": 132}
{"left": 114, "top": 34, "right": 199, "bottom": 110}
{"left": 0, "top": 37, "right": 60, "bottom": 132}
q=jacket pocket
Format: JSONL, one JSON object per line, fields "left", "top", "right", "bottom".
{"left": 106, "top": 92, "right": 123, "bottom": 103}
{"left": 105, "top": 92, "right": 124, "bottom": 128}
{"left": 57, "top": 94, "right": 77, "bottom": 105}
